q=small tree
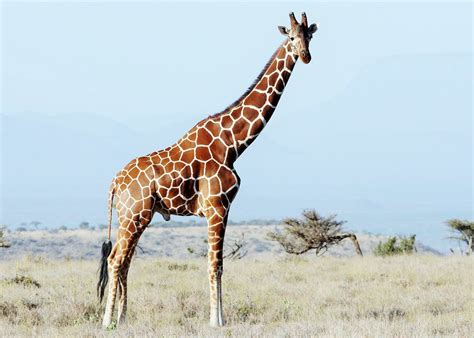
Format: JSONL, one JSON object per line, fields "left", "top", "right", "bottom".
{"left": 29, "top": 221, "right": 41, "bottom": 230}
{"left": 267, "top": 210, "right": 363, "bottom": 256}
{"left": 79, "top": 221, "right": 90, "bottom": 230}
{"left": 373, "top": 235, "right": 416, "bottom": 256}
{"left": 446, "top": 219, "right": 474, "bottom": 255}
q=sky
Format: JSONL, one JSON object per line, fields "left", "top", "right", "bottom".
{"left": 1, "top": 1, "right": 472, "bottom": 252}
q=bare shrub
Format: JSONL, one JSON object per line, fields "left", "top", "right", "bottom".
{"left": 268, "top": 210, "right": 363, "bottom": 256}
{"left": 360, "top": 307, "right": 406, "bottom": 321}
{"left": 0, "top": 300, "right": 42, "bottom": 326}
{"left": 224, "top": 233, "right": 248, "bottom": 260}
{"left": 187, "top": 234, "right": 248, "bottom": 260}
{"left": 0, "top": 302, "right": 18, "bottom": 322}
{"left": 5, "top": 274, "right": 41, "bottom": 288}
{"left": 168, "top": 263, "right": 198, "bottom": 271}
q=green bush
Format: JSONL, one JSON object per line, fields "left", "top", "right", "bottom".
{"left": 373, "top": 235, "right": 416, "bottom": 256}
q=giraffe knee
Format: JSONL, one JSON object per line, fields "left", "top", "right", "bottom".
{"left": 208, "top": 259, "right": 224, "bottom": 276}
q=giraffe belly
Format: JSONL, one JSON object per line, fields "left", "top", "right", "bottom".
{"left": 153, "top": 177, "right": 201, "bottom": 218}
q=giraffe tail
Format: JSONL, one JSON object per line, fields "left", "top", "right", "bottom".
{"left": 97, "top": 181, "right": 115, "bottom": 303}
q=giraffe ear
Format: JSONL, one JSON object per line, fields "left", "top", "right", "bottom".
{"left": 308, "top": 23, "right": 319, "bottom": 34}
{"left": 278, "top": 26, "right": 289, "bottom": 35}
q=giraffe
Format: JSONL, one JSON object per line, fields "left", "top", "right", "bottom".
{"left": 97, "top": 12, "right": 318, "bottom": 328}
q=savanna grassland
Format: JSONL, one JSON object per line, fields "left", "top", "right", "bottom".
{"left": 0, "top": 255, "right": 472, "bottom": 337}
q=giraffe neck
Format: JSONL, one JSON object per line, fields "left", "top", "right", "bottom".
{"left": 222, "top": 40, "right": 297, "bottom": 157}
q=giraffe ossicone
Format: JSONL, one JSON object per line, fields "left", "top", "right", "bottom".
{"left": 97, "top": 11, "right": 318, "bottom": 328}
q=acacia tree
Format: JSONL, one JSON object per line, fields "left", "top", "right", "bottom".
{"left": 446, "top": 219, "right": 474, "bottom": 255}
{"left": 268, "top": 210, "right": 363, "bottom": 256}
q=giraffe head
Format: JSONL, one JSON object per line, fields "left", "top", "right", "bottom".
{"left": 278, "top": 12, "right": 318, "bottom": 64}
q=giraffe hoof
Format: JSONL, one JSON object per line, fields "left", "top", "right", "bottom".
{"left": 210, "top": 320, "right": 225, "bottom": 327}
{"left": 209, "top": 315, "right": 225, "bottom": 327}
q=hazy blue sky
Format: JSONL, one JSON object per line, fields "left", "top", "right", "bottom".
{"left": 1, "top": 1, "right": 472, "bottom": 251}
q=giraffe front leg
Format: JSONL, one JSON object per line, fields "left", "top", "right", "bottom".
{"left": 206, "top": 204, "right": 228, "bottom": 327}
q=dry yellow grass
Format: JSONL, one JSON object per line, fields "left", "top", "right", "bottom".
{"left": 0, "top": 255, "right": 472, "bottom": 337}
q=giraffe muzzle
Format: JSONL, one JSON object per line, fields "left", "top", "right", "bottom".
{"left": 300, "top": 50, "right": 312, "bottom": 64}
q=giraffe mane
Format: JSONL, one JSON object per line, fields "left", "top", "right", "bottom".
{"left": 208, "top": 42, "right": 284, "bottom": 120}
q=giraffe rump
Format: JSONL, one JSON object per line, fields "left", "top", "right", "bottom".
{"left": 97, "top": 240, "right": 112, "bottom": 303}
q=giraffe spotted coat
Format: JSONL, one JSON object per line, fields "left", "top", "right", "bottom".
{"left": 100, "top": 11, "right": 318, "bottom": 328}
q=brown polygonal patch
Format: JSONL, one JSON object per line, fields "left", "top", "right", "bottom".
{"left": 137, "top": 158, "right": 151, "bottom": 171}
{"left": 158, "top": 187, "right": 168, "bottom": 197}
{"left": 169, "top": 146, "right": 180, "bottom": 159}
{"left": 266, "top": 59, "right": 277, "bottom": 75}
{"left": 255, "top": 76, "right": 268, "bottom": 91}
{"left": 180, "top": 165, "right": 192, "bottom": 179}
{"left": 243, "top": 108, "right": 259, "bottom": 121}
{"left": 124, "top": 174, "right": 132, "bottom": 185}
{"left": 128, "top": 180, "right": 141, "bottom": 196}
{"left": 199, "top": 179, "right": 210, "bottom": 197}
{"left": 128, "top": 166, "right": 139, "bottom": 178}
{"left": 158, "top": 173, "right": 172, "bottom": 189}
{"left": 204, "top": 159, "right": 220, "bottom": 177}
{"left": 179, "top": 138, "right": 194, "bottom": 150}
{"left": 221, "top": 115, "right": 233, "bottom": 129}
{"left": 167, "top": 187, "right": 179, "bottom": 199}
{"left": 209, "top": 139, "right": 227, "bottom": 162}
{"left": 180, "top": 149, "right": 195, "bottom": 163}
{"left": 187, "top": 131, "right": 197, "bottom": 142}
{"left": 137, "top": 172, "right": 148, "bottom": 186}
{"left": 196, "top": 146, "right": 212, "bottom": 161}
{"left": 179, "top": 178, "right": 194, "bottom": 196}
{"left": 174, "top": 161, "right": 186, "bottom": 172}
{"left": 197, "top": 128, "right": 213, "bottom": 145}
{"left": 249, "top": 119, "right": 264, "bottom": 137}
{"left": 244, "top": 91, "right": 266, "bottom": 107}
{"left": 268, "top": 72, "right": 279, "bottom": 85}
{"left": 276, "top": 79, "right": 285, "bottom": 92}
{"left": 208, "top": 176, "right": 222, "bottom": 194}
{"left": 205, "top": 121, "right": 221, "bottom": 137}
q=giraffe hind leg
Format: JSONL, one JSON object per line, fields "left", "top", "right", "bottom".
{"left": 117, "top": 258, "right": 131, "bottom": 324}
{"left": 101, "top": 221, "right": 144, "bottom": 328}
{"left": 102, "top": 243, "right": 119, "bottom": 328}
